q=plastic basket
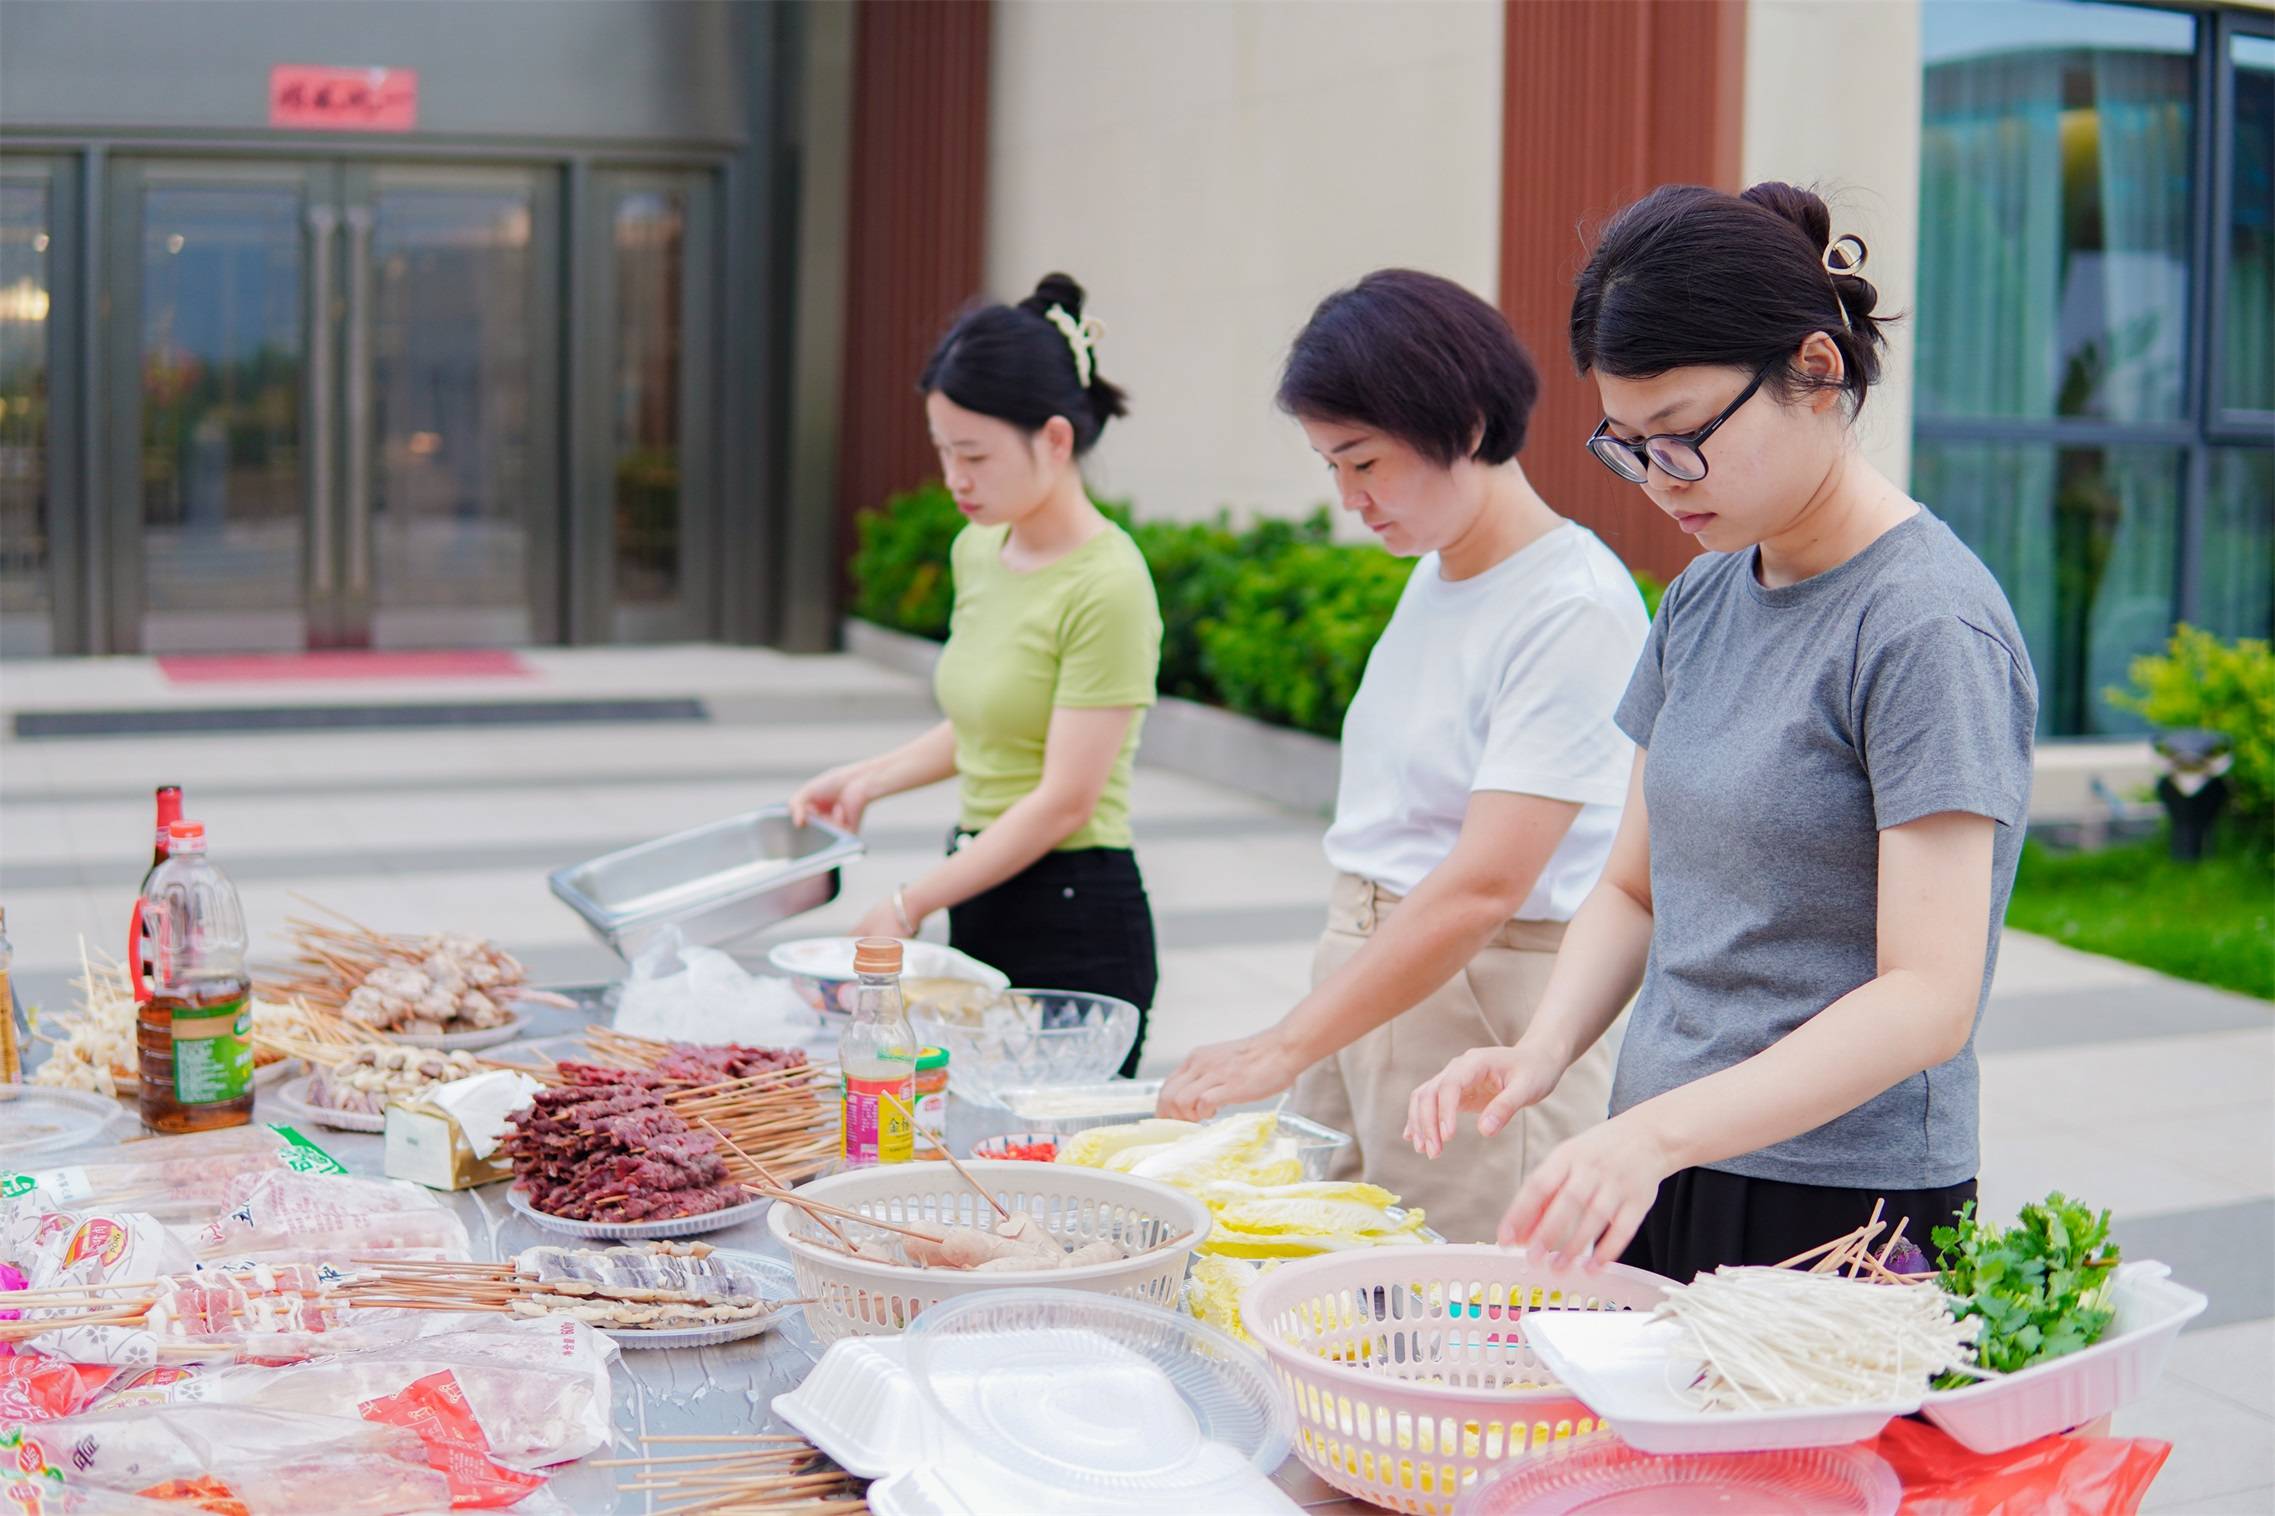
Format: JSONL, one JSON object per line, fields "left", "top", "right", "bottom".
{"left": 764, "top": 1159, "right": 1211, "bottom": 1344}
{"left": 1241, "top": 1244, "right": 1671, "bottom": 1515}
{"left": 1920, "top": 1260, "right": 2207, "bottom": 1453}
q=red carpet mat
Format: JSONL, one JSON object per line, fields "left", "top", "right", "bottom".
{"left": 157, "top": 650, "right": 534, "bottom": 684}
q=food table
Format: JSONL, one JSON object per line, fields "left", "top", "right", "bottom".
{"left": 17, "top": 983, "right": 1367, "bottom": 1514}
{"left": 12, "top": 978, "right": 2190, "bottom": 1515}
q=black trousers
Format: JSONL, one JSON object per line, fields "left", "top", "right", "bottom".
{"left": 945, "top": 831, "right": 1159, "bottom": 1079}
{"left": 1619, "top": 1165, "right": 1978, "bottom": 1285}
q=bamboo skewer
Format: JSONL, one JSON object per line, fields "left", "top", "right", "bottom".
{"left": 881, "top": 1092, "right": 1010, "bottom": 1223}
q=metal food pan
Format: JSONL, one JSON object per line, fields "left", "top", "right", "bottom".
{"left": 548, "top": 806, "right": 862, "bottom": 959}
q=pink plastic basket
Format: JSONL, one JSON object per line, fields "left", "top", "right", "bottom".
{"left": 1241, "top": 1245, "right": 1671, "bottom": 1514}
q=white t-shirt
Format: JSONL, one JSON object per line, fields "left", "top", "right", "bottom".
{"left": 1322, "top": 521, "right": 1650, "bottom": 919}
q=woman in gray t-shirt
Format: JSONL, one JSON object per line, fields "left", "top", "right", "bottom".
{"left": 1406, "top": 182, "right": 2038, "bottom": 1284}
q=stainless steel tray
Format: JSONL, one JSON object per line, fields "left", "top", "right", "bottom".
{"left": 548, "top": 805, "right": 862, "bottom": 959}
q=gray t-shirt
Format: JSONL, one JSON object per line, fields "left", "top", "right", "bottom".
{"left": 1610, "top": 508, "right": 2037, "bottom": 1189}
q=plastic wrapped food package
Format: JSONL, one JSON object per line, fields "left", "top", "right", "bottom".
{"left": 20, "top": 1405, "right": 457, "bottom": 1516}
{"left": 136, "top": 1317, "right": 618, "bottom": 1468}
{"left": 0, "top": 1127, "right": 322, "bottom": 1222}
{"left": 3, "top": 1201, "right": 194, "bottom": 1293}
{"left": 192, "top": 1171, "right": 471, "bottom": 1262}
{"left": 8, "top": 1267, "right": 491, "bottom": 1367}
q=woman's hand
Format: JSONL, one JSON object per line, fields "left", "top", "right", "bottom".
{"left": 1495, "top": 1115, "right": 1673, "bottom": 1267}
{"left": 1156, "top": 1032, "right": 1309, "bottom": 1120}
{"left": 1403, "top": 1041, "right": 1565, "bottom": 1158}
{"left": 791, "top": 766, "right": 874, "bottom": 832}
{"left": 851, "top": 896, "right": 922, "bottom": 941}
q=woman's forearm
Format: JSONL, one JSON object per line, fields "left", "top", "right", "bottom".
{"left": 1278, "top": 874, "right": 1518, "bottom": 1064}
{"left": 1620, "top": 966, "right": 1969, "bottom": 1172}
{"left": 855, "top": 721, "right": 958, "bottom": 800}
{"left": 1513, "top": 876, "right": 1654, "bottom": 1071}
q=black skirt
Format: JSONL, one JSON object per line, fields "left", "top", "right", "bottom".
{"left": 944, "top": 830, "right": 1159, "bottom": 1079}
{"left": 1618, "top": 1166, "right": 1977, "bottom": 1285}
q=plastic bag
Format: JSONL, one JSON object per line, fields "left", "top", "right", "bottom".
{"left": 19, "top": 1405, "right": 460, "bottom": 1515}
{"left": 191, "top": 1172, "right": 470, "bottom": 1262}
{"left": 141, "top": 1317, "right": 616, "bottom": 1468}
{"left": 614, "top": 929, "right": 822, "bottom": 1049}
{"left": 11, "top": 1264, "right": 485, "bottom": 1367}
{"left": 1873, "top": 1418, "right": 2173, "bottom": 1515}
{"left": 3, "top": 1202, "right": 192, "bottom": 1294}
{"left": 4, "top": 1127, "right": 345, "bottom": 1224}
{"left": 0, "top": 1358, "right": 120, "bottom": 1422}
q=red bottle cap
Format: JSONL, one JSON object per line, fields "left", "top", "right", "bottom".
{"left": 167, "top": 820, "right": 208, "bottom": 853}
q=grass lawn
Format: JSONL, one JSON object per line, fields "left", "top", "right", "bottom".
{"left": 2006, "top": 833, "right": 2274, "bottom": 1000}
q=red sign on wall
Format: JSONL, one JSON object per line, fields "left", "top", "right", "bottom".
{"left": 269, "top": 66, "right": 418, "bottom": 132}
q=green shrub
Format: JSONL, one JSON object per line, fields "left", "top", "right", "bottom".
{"left": 848, "top": 485, "right": 1659, "bottom": 737}
{"left": 849, "top": 483, "right": 964, "bottom": 638}
{"left": 1197, "top": 541, "right": 1415, "bottom": 735}
{"left": 2107, "top": 626, "right": 2275, "bottom": 848}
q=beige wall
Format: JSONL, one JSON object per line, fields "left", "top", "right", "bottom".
{"left": 1742, "top": 0, "right": 1923, "bottom": 490}
{"left": 986, "top": 0, "right": 1504, "bottom": 525}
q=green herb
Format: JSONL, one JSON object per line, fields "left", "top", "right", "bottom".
{"left": 1931, "top": 1192, "right": 2121, "bottom": 1384}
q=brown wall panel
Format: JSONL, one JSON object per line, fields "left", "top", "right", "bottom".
{"left": 836, "top": 0, "right": 992, "bottom": 567}
{"left": 1500, "top": 0, "right": 1746, "bottom": 584}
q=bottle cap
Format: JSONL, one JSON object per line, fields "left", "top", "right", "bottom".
{"left": 914, "top": 1046, "right": 948, "bottom": 1072}
{"left": 167, "top": 819, "right": 208, "bottom": 853}
{"left": 852, "top": 937, "right": 903, "bottom": 976}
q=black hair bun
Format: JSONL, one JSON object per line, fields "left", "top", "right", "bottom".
{"left": 1019, "top": 272, "right": 1088, "bottom": 322}
{"left": 1741, "top": 182, "right": 1885, "bottom": 332}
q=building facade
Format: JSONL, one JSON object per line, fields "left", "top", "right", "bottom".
{"left": 3, "top": 0, "right": 2268, "bottom": 742}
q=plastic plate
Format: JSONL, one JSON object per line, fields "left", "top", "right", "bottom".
{"left": 506, "top": 1186, "right": 774, "bottom": 1241}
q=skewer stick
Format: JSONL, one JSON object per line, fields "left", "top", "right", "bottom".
{"left": 698, "top": 1118, "right": 855, "bottom": 1249}
{"left": 740, "top": 1184, "right": 945, "bottom": 1244}
{"left": 881, "top": 1092, "right": 1010, "bottom": 1223}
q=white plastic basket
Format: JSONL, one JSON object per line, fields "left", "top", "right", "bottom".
{"left": 1241, "top": 1244, "right": 1670, "bottom": 1515}
{"left": 764, "top": 1159, "right": 1211, "bottom": 1344}
{"left": 1920, "top": 1260, "right": 2207, "bottom": 1452}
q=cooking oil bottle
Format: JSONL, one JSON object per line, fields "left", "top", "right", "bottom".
{"left": 134, "top": 819, "right": 254, "bottom": 1134}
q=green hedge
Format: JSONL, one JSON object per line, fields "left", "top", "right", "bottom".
{"left": 850, "top": 482, "right": 1662, "bottom": 738}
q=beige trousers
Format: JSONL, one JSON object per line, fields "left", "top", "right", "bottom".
{"left": 1287, "top": 873, "right": 1624, "bottom": 1245}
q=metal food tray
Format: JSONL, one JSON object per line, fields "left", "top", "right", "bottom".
{"left": 549, "top": 805, "right": 862, "bottom": 959}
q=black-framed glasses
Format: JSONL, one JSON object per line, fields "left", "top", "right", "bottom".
{"left": 1586, "top": 363, "right": 1777, "bottom": 484}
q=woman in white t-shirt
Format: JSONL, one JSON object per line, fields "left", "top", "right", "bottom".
{"left": 1157, "top": 270, "right": 1648, "bottom": 1242}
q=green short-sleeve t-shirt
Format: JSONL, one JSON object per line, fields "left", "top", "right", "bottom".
{"left": 932, "top": 521, "right": 1163, "bottom": 851}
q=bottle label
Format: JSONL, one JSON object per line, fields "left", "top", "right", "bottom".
{"left": 914, "top": 1089, "right": 948, "bottom": 1144}
{"left": 170, "top": 995, "right": 252, "bottom": 1106}
{"left": 840, "top": 1072, "right": 915, "bottom": 1167}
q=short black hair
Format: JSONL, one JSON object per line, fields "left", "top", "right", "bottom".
{"left": 919, "top": 272, "right": 1128, "bottom": 455}
{"left": 1570, "top": 182, "right": 1889, "bottom": 415}
{"left": 1277, "top": 269, "right": 1540, "bottom": 466}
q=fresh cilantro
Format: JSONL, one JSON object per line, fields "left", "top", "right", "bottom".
{"left": 1931, "top": 1191, "right": 2121, "bottom": 1384}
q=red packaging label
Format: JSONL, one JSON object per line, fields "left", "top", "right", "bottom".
{"left": 357, "top": 1371, "right": 546, "bottom": 1509}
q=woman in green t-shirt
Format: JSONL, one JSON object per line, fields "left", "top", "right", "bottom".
{"left": 792, "top": 274, "right": 1166, "bottom": 1075}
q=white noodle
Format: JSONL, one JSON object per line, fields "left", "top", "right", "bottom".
{"left": 1655, "top": 1266, "right": 1980, "bottom": 1411}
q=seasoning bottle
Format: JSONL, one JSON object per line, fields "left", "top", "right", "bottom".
{"left": 129, "top": 784, "right": 184, "bottom": 1005}
{"left": 838, "top": 938, "right": 916, "bottom": 1167}
{"left": 133, "top": 820, "right": 255, "bottom": 1134}
{"left": 912, "top": 1046, "right": 950, "bottom": 1149}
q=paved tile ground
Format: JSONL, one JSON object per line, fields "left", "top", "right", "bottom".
{"left": 2, "top": 646, "right": 2268, "bottom": 1510}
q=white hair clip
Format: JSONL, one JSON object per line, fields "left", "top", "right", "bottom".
{"left": 1823, "top": 234, "right": 1867, "bottom": 333}
{"left": 1044, "top": 304, "right": 1106, "bottom": 389}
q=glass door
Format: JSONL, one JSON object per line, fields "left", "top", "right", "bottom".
{"left": 350, "top": 164, "right": 560, "bottom": 647}
{"left": 110, "top": 160, "right": 327, "bottom": 652}
{"left": 107, "top": 159, "right": 560, "bottom": 652}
